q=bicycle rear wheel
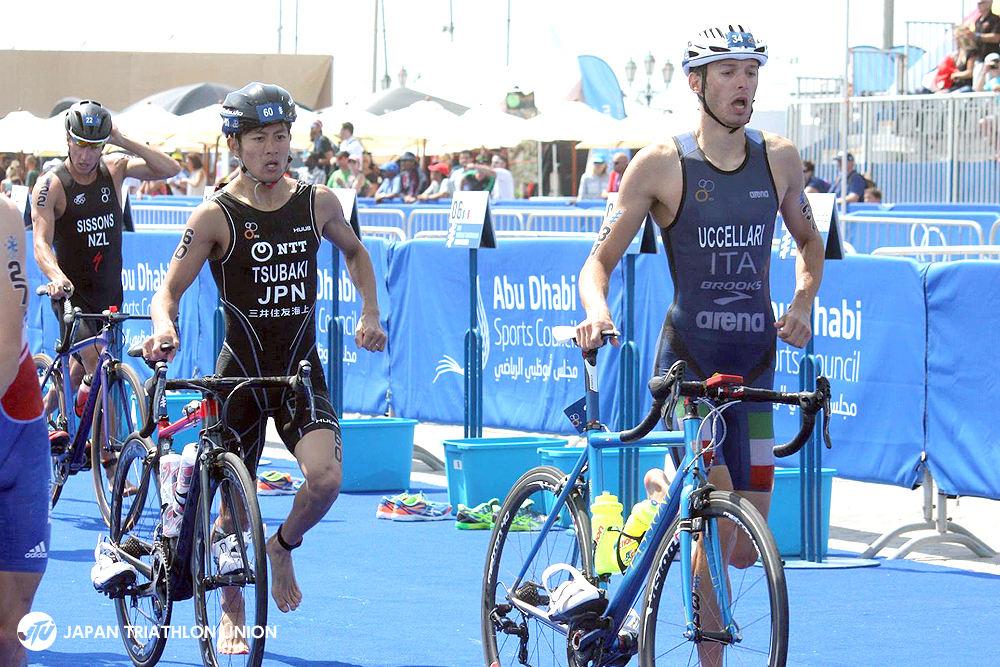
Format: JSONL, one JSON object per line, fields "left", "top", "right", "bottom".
{"left": 639, "top": 491, "right": 788, "bottom": 667}
{"left": 111, "top": 434, "right": 171, "bottom": 667}
{"left": 482, "top": 465, "right": 592, "bottom": 667}
{"left": 192, "top": 451, "right": 268, "bottom": 667}
{"left": 93, "top": 361, "right": 147, "bottom": 527}
{"left": 34, "top": 354, "right": 69, "bottom": 509}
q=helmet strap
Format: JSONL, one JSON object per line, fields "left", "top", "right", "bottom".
{"left": 698, "top": 72, "right": 747, "bottom": 135}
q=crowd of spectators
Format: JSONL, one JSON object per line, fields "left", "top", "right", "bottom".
{"left": 922, "top": 2, "right": 999, "bottom": 94}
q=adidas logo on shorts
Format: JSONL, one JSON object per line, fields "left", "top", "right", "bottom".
{"left": 24, "top": 542, "right": 48, "bottom": 559}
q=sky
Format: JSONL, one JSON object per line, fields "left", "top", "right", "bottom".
{"left": 6, "top": 0, "right": 982, "bottom": 112}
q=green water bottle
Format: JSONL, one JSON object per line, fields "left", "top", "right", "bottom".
{"left": 616, "top": 499, "right": 659, "bottom": 571}
{"left": 591, "top": 492, "right": 624, "bottom": 575}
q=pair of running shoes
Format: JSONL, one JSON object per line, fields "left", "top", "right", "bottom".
{"left": 375, "top": 493, "right": 543, "bottom": 530}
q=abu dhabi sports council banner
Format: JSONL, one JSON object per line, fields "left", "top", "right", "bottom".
{"left": 925, "top": 261, "right": 1000, "bottom": 500}
{"left": 768, "top": 249, "right": 925, "bottom": 487}
{"left": 25, "top": 231, "right": 391, "bottom": 415}
{"left": 386, "top": 238, "right": 671, "bottom": 433}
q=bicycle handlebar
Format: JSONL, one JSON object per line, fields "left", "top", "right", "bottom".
{"left": 620, "top": 360, "right": 833, "bottom": 458}
{"left": 35, "top": 287, "right": 151, "bottom": 325}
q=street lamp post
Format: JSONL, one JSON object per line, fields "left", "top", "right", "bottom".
{"left": 625, "top": 52, "right": 675, "bottom": 107}
{"left": 398, "top": 66, "right": 408, "bottom": 88}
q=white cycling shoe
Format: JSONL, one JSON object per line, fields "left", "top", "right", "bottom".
{"left": 541, "top": 563, "right": 608, "bottom": 622}
{"left": 212, "top": 525, "right": 262, "bottom": 576}
{"left": 91, "top": 536, "right": 138, "bottom": 592}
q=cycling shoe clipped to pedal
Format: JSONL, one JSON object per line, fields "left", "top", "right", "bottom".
{"left": 91, "top": 536, "right": 137, "bottom": 595}
{"left": 542, "top": 563, "right": 607, "bottom": 622}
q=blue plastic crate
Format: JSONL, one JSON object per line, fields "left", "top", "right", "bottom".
{"left": 442, "top": 437, "right": 565, "bottom": 508}
{"left": 768, "top": 467, "right": 835, "bottom": 557}
{"left": 163, "top": 392, "right": 201, "bottom": 453}
{"left": 341, "top": 418, "right": 418, "bottom": 492}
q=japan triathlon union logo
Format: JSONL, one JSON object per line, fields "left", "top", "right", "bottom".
{"left": 73, "top": 193, "right": 86, "bottom": 206}
{"left": 433, "top": 276, "right": 490, "bottom": 382}
{"left": 17, "top": 612, "right": 57, "bottom": 651}
{"left": 694, "top": 179, "right": 715, "bottom": 203}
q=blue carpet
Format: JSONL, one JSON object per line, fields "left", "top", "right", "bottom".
{"left": 26, "top": 457, "right": 1000, "bottom": 666}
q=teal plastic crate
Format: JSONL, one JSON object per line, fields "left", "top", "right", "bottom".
{"left": 538, "top": 446, "right": 673, "bottom": 527}
{"left": 767, "top": 467, "right": 835, "bottom": 557}
{"left": 163, "top": 392, "right": 201, "bottom": 453}
{"left": 442, "top": 437, "right": 565, "bottom": 508}
{"left": 340, "top": 418, "right": 418, "bottom": 492}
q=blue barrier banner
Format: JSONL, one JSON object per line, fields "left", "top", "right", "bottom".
{"left": 315, "top": 238, "right": 391, "bottom": 414}
{"left": 769, "top": 251, "right": 925, "bottom": 486}
{"left": 925, "top": 261, "right": 1000, "bottom": 499}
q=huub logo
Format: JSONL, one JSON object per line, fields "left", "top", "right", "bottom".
{"left": 17, "top": 612, "right": 57, "bottom": 651}
{"left": 73, "top": 193, "right": 86, "bottom": 206}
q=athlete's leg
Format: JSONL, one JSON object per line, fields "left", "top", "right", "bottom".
{"left": 266, "top": 427, "right": 342, "bottom": 613}
{"left": 0, "top": 571, "right": 44, "bottom": 667}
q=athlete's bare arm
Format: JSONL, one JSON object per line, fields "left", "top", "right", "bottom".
{"left": 0, "top": 197, "right": 28, "bottom": 394}
{"left": 144, "top": 202, "right": 229, "bottom": 361}
{"left": 576, "top": 142, "right": 681, "bottom": 350}
{"left": 765, "top": 133, "right": 825, "bottom": 348}
{"left": 106, "top": 124, "right": 181, "bottom": 188}
{"left": 30, "top": 172, "right": 74, "bottom": 297}
{"left": 313, "top": 186, "right": 386, "bottom": 352}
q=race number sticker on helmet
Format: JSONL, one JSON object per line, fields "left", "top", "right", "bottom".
{"left": 682, "top": 24, "right": 768, "bottom": 75}
{"left": 256, "top": 103, "right": 288, "bottom": 122}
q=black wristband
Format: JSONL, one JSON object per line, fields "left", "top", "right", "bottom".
{"left": 276, "top": 524, "right": 302, "bottom": 551}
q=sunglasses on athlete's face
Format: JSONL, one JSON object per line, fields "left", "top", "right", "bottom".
{"left": 72, "top": 138, "right": 108, "bottom": 150}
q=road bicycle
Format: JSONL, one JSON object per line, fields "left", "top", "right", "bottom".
{"left": 106, "top": 347, "right": 316, "bottom": 667}
{"left": 34, "top": 291, "right": 148, "bottom": 524}
{"left": 482, "top": 328, "right": 832, "bottom": 667}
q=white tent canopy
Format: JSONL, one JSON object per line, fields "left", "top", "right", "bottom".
{"left": 522, "top": 101, "right": 622, "bottom": 142}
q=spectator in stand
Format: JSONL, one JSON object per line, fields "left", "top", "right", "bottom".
{"left": 829, "top": 152, "right": 868, "bottom": 204}
{"left": 340, "top": 122, "right": 364, "bottom": 160}
{"left": 976, "top": 51, "right": 1000, "bottom": 90}
{"left": 297, "top": 151, "right": 326, "bottom": 185}
{"left": 462, "top": 154, "right": 496, "bottom": 193}
{"left": 309, "top": 120, "right": 337, "bottom": 177}
{"left": 940, "top": 25, "right": 979, "bottom": 92}
{"left": 399, "top": 151, "right": 424, "bottom": 202}
{"left": 24, "top": 155, "right": 39, "bottom": 191}
{"left": 176, "top": 154, "right": 207, "bottom": 197}
{"left": 374, "top": 161, "right": 402, "bottom": 203}
{"left": 137, "top": 179, "right": 169, "bottom": 197}
{"left": 490, "top": 154, "right": 515, "bottom": 200}
{"left": 1, "top": 161, "right": 22, "bottom": 195}
{"left": 973, "top": 0, "right": 1000, "bottom": 60}
{"left": 327, "top": 150, "right": 351, "bottom": 189}
{"left": 863, "top": 187, "right": 882, "bottom": 203}
{"left": 450, "top": 150, "right": 474, "bottom": 191}
{"left": 346, "top": 155, "right": 367, "bottom": 194}
{"left": 605, "top": 152, "right": 628, "bottom": 197}
{"left": 802, "top": 160, "right": 829, "bottom": 193}
{"left": 417, "top": 162, "right": 455, "bottom": 201}
{"left": 578, "top": 157, "right": 607, "bottom": 200}
{"left": 362, "top": 152, "right": 380, "bottom": 196}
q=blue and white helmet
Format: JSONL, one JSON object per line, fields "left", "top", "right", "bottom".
{"left": 681, "top": 25, "right": 768, "bottom": 76}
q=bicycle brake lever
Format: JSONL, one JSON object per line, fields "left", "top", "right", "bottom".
{"left": 817, "top": 376, "right": 833, "bottom": 449}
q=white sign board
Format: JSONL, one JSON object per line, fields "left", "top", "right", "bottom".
{"left": 446, "top": 191, "right": 495, "bottom": 249}
{"left": 9, "top": 185, "right": 29, "bottom": 214}
{"left": 332, "top": 188, "right": 361, "bottom": 238}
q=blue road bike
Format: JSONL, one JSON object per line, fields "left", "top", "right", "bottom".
{"left": 34, "top": 291, "right": 149, "bottom": 525}
{"left": 482, "top": 329, "right": 832, "bottom": 667}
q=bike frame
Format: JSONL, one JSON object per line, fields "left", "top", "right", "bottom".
{"left": 507, "top": 351, "right": 738, "bottom": 653}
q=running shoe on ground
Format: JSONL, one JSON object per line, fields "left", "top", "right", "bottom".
{"left": 256, "top": 471, "right": 303, "bottom": 496}
{"left": 455, "top": 498, "right": 500, "bottom": 530}
{"left": 376, "top": 492, "right": 413, "bottom": 520}
{"left": 391, "top": 492, "right": 452, "bottom": 521}
{"left": 510, "top": 499, "right": 546, "bottom": 532}
{"left": 91, "top": 536, "right": 137, "bottom": 593}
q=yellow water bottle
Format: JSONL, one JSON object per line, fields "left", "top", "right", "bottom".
{"left": 616, "top": 499, "right": 659, "bottom": 571}
{"left": 591, "top": 492, "right": 624, "bottom": 575}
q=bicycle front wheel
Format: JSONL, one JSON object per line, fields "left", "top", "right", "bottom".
{"left": 481, "top": 465, "right": 592, "bottom": 667}
{"left": 93, "top": 361, "right": 147, "bottom": 526}
{"left": 111, "top": 434, "right": 171, "bottom": 667}
{"left": 192, "top": 451, "right": 268, "bottom": 667}
{"left": 34, "top": 354, "right": 68, "bottom": 509}
{"left": 639, "top": 491, "right": 788, "bottom": 667}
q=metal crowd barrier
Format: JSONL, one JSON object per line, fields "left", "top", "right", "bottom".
{"left": 991, "top": 220, "right": 1000, "bottom": 246}
{"left": 841, "top": 215, "right": 985, "bottom": 254}
{"left": 358, "top": 209, "right": 406, "bottom": 233}
{"left": 361, "top": 226, "right": 406, "bottom": 242}
{"left": 871, "top": 245, "right": 1000, "bottom": 261}
{"left": 130, "top": 204, "right": 196, "bottom": 227}
{"left": 525, "top": 210, "right": 605, "bottom": 233}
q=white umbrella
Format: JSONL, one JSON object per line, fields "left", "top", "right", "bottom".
{"left": 575, "top": 105, "right": 693, "bottom": 149}
{"left": 361, "top": 100, "right": 461, "bottom": 156}
{"left": 113, "top": 103, "right": 185, "bottom": 144}
{"left": 0, "top": 111, "right": 50, "bottom": 153}
{"left": 441, "top": 105, "right": 528, "bottom": 149}
{"left": 168, "top": 104, "right": 315, "bottom": 150}
{"left": 521, "top": 101, "right": 623, "bottom": 142}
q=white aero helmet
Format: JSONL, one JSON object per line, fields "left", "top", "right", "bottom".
{"left": 682, "top": 25, "right": 768, "bottom": 76}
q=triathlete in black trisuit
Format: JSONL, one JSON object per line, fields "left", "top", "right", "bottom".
{"left": 31, "top": 100, "right": 180, "bottom": 412}
{"left": 143, "top": 83, "right": 386, "bottom": 653}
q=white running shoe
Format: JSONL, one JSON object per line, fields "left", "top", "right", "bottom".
{"left": 541, "top": 563, "right": 608, "bottom": 622}
{"left": 91, "top": 537, "right": 137, "bottom": 592}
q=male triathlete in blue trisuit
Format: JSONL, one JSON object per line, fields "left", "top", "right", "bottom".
{"left": 576, "top": 25, "right": 825, "bottom": 666}
{"left": 0, "top": 195, "right": 49, "bottom": 667}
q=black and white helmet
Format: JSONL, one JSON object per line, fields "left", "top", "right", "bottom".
{"left": 682, "top": 25, "right": 768, "bottom": 76}
{"left": 65, "top": 100, "right": 112, "bottom": 143}
{"left": 220, "top": 82, "right": 297, "bottom": 136}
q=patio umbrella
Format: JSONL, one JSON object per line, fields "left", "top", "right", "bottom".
{"left": 0, "top": 111, "right": 51, "bottom": 153}
{"left": 521, "top": 101, "right": 622, "bottom": 142}
{"left": 113, "top": 102, "right": 185, "bottom": 145}
{"left": 125, "top": 82, "right": 235, "bottom": 115}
